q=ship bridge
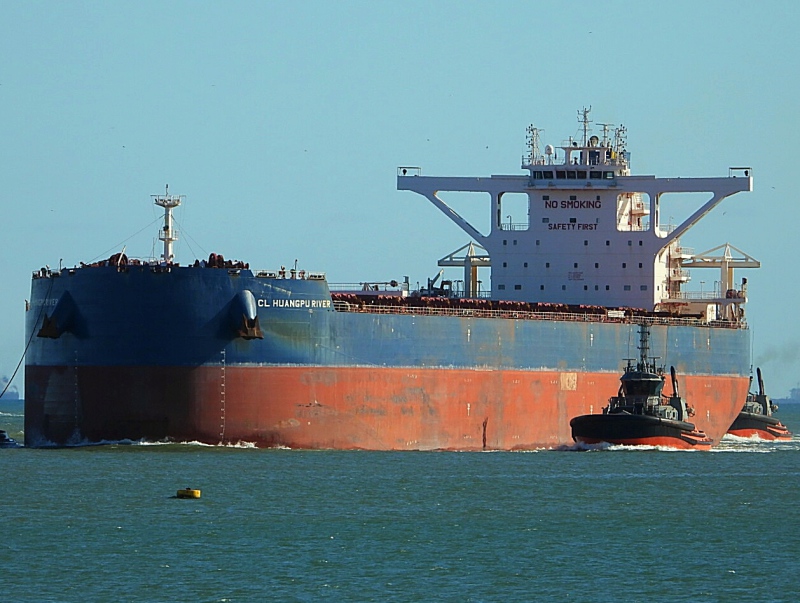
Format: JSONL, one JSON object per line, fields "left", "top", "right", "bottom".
{"left": 397, "top": 108, "right": 753, "bottom": 318}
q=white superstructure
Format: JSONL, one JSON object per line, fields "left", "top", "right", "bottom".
{"left": 398, "top": 108, "right": 756, "bottom": 321}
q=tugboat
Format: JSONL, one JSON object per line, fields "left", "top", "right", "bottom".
{"left": 570, "top": 324, "right": 713, "bottom": 450}
{"left": 0, "top": 430, "right": 20, "bottom": 448}
{"left": 727, "top": 368, "right": 792, "bottom": 440}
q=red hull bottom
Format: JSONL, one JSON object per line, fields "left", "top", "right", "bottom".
{"left": 25, "top": 365, "right": 748, "bottom": 450}
{"left": 726, "top": 427, "right": 792, "bottom": 441}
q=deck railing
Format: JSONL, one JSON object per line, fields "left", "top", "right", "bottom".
{"left": 330, "top": 301, "right": 745, "bottom": 329}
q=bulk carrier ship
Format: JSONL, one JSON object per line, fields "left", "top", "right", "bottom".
{"left": 25, "top": 109, "right": 758, "bottom": 449}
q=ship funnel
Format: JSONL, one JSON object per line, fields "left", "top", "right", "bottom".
{"left": 757, "top": 367, "right": 765, "bottom": 396}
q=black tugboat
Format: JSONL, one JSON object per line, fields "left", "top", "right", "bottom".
{"left": 570, "top": 324, "right": 713, "bottom": 450}
{"left": 727, "top": 368, "right": 792, "bottom": 440}
{"left": 0, "top": 430, "right": 20, "bottom": 448}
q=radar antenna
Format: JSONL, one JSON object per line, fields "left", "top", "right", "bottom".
{"left": 597, "top": 123, "right": 614, "bottom": 147}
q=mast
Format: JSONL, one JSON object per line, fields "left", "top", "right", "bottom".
{"left": 637, "top": 323, "right": 659, "bottom": 373}
{"left": 152, "top": 184, "right": 184, "bottom": 264}
{"left": 578, "top": 106, "right": 592, "bottom": 146}
{"left": 638, "top": 323, "right": 650, "bottom": 367}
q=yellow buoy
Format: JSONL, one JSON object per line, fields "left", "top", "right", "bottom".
{"left": 177, "top": 488, "right": 201, "bottom": 499}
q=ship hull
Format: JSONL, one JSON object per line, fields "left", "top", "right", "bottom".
{"left": 727, "top": 412, "right": 793, "bottom": 441}
{"left": 570, "top": 413, "right": 713, "bottom": 450}
{"left": 24, "top": 267, "right": 751, "bottom": 449}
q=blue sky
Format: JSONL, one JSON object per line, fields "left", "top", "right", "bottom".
{"left": 2, "top": 1, "right": 799, "bottom": 396}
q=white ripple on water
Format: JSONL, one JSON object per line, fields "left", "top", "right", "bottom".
{"left": 16, "top": 436, "right": 261, "bottom": 449}
{"left": 124, "top": 438, "right": 259, "bottom": 449}
{"left": 558, "top": 439, "right": 800, "bottom": 453}
{"left": 713, "top": 433, "right": 800, "bottom": 453}
{"left": 560, "top": 441, "right": 709, "bottom": 453}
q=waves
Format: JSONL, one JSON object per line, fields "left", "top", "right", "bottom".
{"left": 714, "top": 432, "right": 800, "bottom": 453}
{"left": 19, "top": 436, "right": 262, "bottom": 449}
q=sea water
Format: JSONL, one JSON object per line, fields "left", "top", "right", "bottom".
{"left": 1, "top": 401, "right": 798, "bottom": 603}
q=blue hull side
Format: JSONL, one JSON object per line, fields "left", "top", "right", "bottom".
{"left": 26, "top": 266, "right": 750, "bottom": 374}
